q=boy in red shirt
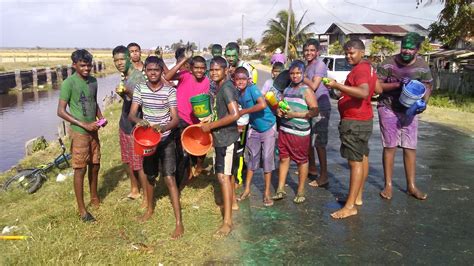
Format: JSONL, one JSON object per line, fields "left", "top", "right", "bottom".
{"left": 324, "top": 39, "right": 380, "bottom": 219}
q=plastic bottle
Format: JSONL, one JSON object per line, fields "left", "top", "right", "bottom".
{"left": 406, "top": 99, "right": 426, "bottom": 116}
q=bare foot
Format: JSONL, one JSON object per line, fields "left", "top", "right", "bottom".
{"left": 139, "top": 201, "right": 147, "bottom": 209}
{"left": 232, "top": 202, "right": 240, "bottom": 211}
{"left": 138, "top": 211, "right": 153, "bottom": 223}
{"left": 127, "top": 193, "right": 141, "bottom": 200}
{"left": 213, "top": 223, "right": 232, "bottom": 238}
{"left": 380, "top": 186, "right": 393, "bottom": 200}
{"left": 89, "top": 198, "right": 100, "bottom": 208}
{"left": 331, "top": 206, "right": 358, "bottom": 219}
{"left": 308, "top": 176, "right": 328, "bottom": 188}
{"left": 308, "top": 166, "right": 318, "bottom": 176}
{"left": 237, "top": 191, "right": 251, "bottom": 201}
{"left": 408, "top": 187, "right": 428, "bottom": 200}
{"left": 171, "top": 224, "right": 184, "bottom": 240}
{"left": 355, "top": 198, "right": 363, "bottom": 206}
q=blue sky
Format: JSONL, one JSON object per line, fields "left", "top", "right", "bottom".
{"left": 0, "top": 0, "right": 443, "bottom": 49}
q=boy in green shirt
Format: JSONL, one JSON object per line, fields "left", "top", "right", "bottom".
{"left": 57, "top": 49, "right": 106, "bottom": 222}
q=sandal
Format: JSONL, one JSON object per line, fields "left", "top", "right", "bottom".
{"left": 272, "top": 189, "right": 287, "bottom": 200}
{"left": 80, "top": 212, "right": 96, "bottom": 223}
{"left": 263, "top": 198, "right": 274, "bottom": 207}
{"left": 293, "top": 194, "right": 306, "bottom": 204}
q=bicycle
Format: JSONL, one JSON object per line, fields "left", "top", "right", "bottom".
{"left": 3, "top": 138, "right": 71, "bottom": 194}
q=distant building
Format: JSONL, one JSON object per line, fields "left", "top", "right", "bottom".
{"left": 318, "top": 23, "right": 429, "bottom": 54}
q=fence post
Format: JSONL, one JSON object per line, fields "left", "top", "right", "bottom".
{"left": 32, "top": 67, "right": 38, "bottom": 88}
{"left": 67, "top": 64, "right": 72, "bottom": 77}
{"left": 56, "top": 65, "right": 63, "bottom": 83}
{"left": 15, "top": 69, "right": 22, "bottom": 90}
{"left": 46, "top": 67, "right": 52, "bottom": 85}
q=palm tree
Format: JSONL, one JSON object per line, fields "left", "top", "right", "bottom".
{"left": 261, "top": 10, "right": 315, "bottom": 60}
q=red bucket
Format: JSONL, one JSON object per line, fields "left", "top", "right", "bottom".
{"left": 181, "top": 124, "right": 213, "bottom": 156}
{"left": 132, "top": 127, "right": 161, "bottom": 156}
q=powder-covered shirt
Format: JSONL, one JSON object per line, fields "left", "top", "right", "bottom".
{"left": 306, "top": 58, "right": 330, "bottom": 111}
{"left": 133, "top": 82, "right": 177, "bottom": 139}
{"left": 176, "top": 70, "right": 210, "bottom": 125}
{"left": 120, "top": 69, "right": 145, "bottom": 134}
{"left": 238, "top": 84, "right": 276, "bottom": 133}
{"left": 280, "top": 85, "right": 312, "bottom": 136}
{"left": 377, "top": 55, "right": 433, "bottom": 112}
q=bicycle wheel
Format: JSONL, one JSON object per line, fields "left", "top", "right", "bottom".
{"left": 3, "top": 169, "right": 44, "bottom": 194}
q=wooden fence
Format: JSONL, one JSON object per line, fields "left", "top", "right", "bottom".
{"left": 432, "top": 69, "right": 474, "bottom": 95}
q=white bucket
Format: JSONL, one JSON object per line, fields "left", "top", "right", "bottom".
{"left": 399, "top": 80, "right": 426, "bottom": 108}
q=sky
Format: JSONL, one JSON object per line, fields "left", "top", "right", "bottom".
{"left": 0, "top": 0, "right": 444, "bottom": 49}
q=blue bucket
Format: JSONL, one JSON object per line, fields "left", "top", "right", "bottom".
{"left": 399, "top": 80, "right": 426, "bottom": 108}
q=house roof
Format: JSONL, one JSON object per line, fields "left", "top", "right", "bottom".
{"left": 324, "top": 23, "right": 428, "bottom": 37}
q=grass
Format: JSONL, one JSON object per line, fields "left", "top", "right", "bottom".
{"left": 428, "top": 90, "right": 474, "bottom": 113}
{"left": 0, "top": 103, "right": 239, "bottom": 264}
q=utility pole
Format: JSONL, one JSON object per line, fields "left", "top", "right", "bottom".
{"left": 241, "top": 14, "right": 244, "bottom": 46}
{"left": 284, "top": 0, "right": 292, "bottom": 61}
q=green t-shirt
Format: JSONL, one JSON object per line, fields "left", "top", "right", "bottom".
{"left": 59, "top": 73, "right": 98, "bottom": 134}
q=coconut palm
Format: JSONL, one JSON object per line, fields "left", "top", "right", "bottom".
{"left": 261, "top": 10, "right": 315, "bottom": 60}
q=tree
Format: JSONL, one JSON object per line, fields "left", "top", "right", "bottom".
{"left": 419, "top": 38, "right": 434, "bottom": 55}
{"left": 369, "top": 36, "right": 396, "bottom": 61}
{"left": 171, "top": 40, "right": 197, "bottom": 51}
{"left": 244, "top": 38, "right": 257, "bottom": 51}
{"left": 261, "top": 10, "right": 315, "bottom": 60}
{"left": 328, "top": 41, "right": 344, "bottom": 55}
{"left": 236, "top": 38, "right": 243, "bottom": 46}
{"left": 418, "top": 0, "right": 473, "bottom": 48}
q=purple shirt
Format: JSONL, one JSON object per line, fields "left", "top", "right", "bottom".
{"left": 306, "top": 58, "right": 330, "bottom": 111}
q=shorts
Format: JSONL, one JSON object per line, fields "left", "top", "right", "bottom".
{"left": 377, "top": 105, "right": 418, "bottom": 149}
{"left": 143, "top": 132, "right": 176, "bottom": 179}
{"left": 278, "top": 130, "right": 310, "bottom": 164}
{"left": 119, "top": 128, "right": 143, "bottom": 171}
{"left": 310, "top": 110, "right": 330, "bottom": 147}
{"left": 244, "top": 126, "right": 277, "bottom": 173}
{"left": 338, "top": 119, "right": 373, "bottom": 162}
{"left": 70, "top": 130, "right": 101, "bottom": 169}
{"left": 215, "top": 143, "right": 237, "bottom": 176}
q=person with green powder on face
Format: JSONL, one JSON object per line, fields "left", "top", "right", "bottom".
{"left": 377, "top": 32, "right": 433, "bottom": 201}
{"left": 112, "top": 45, "right": 148, "bottom": 206}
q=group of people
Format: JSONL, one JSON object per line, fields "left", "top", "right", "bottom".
{"left": 56, "top": 31, "right": 432, "bottom": 239}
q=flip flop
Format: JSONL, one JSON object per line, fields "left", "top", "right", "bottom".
{"left": 237, "top": 192, "right": 251, "bottom": 202}
{"left": 263, "top": 198, "right": 274, "bottom": 207}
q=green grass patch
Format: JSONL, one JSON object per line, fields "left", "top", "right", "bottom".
{"left": 0, "top": 103, "right": 239, "bottom": 264}
{"left": 429, "top": 90, "right": 474, "bottom": 113}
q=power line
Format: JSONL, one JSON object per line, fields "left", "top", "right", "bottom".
{"left": 316, "top": 0, "right": 345, "bottom": 24}
{"left": 343, "top": 0, "right": 436, "bottom": 22}
{"left": 244, "top": 0, "right": 279, "bottom": 23}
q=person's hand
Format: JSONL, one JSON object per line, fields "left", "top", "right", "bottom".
{"left": 151, "top": 123, "right": 161, "bottom": 133}
{"left": 83, "top": 121, "right": 100, "bottom": 132}
{"left": 283, "top": 111, "right": 295, "bottom": 119}
{"left": 200, "top": 123, "right": 211, "bottom": 133}
{"left": 136, "top": 119, "right": 150, "bottom": 128}
{"left": 400, "top": 77, "right": 411, "bottom": 85}
{"left": 239, "top": 109, "right": 247, "bottom": 116}
{"left": 276, "top": 108, "right": 284, "bottom": 118}
{"left": 323, "top": 78, "right": 337, "bottom": 89}
{"left": 185, "top": 43, "right": 193, "bottom": 59}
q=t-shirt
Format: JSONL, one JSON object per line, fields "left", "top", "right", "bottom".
{"left": 280, "top": 85, "right": 312, "bottom": 136}
{"left": 120, "top": 69, "right": 145, "bottom": 134}
{"left": 238, "top": 84, "right": 276, "bottom": 133}
{"left": 133, "top": 83, "right": 177, "bottom": 139}
{"left": 59, "top": 73, "right": 98, "bottom": 134}
{"left": 337, "top": 61, "right": 377, "bottom": 121}
{"left": 377, "top": 55, "right": 433, "bottom": 112}
{"left": 176, "top": 70, "right": 210, "bottom": 125}
{"left": 212, "top": 80, "right": 239, "bottom": 147}
{"left": 306, "top": 59, "right": 331, "bottom": 111}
